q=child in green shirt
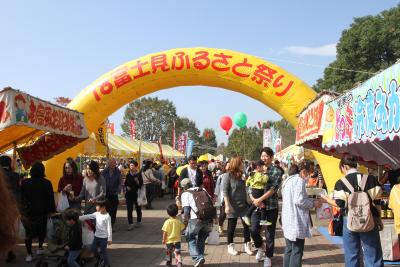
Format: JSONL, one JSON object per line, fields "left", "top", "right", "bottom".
{"left": 243, "top": 160, "right": 271, "bottom": 226}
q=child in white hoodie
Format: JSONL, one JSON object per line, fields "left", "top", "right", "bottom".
{"left": 80, "top": 198, "right": 112, "bottom": 267}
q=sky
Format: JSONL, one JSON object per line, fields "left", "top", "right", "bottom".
{"left": 0, "top": 1, "right": 397, "bottom": 144}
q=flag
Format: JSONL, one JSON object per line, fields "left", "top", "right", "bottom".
{"left": 257, "top": 121, "right": 262, "bottom": 129}
{"left": 130, "top": 120, "right": 136, "bottom": 140}
{"left": 172, "top": 120, "right": 176, "bottom": 149}
{"left": 177, "top": 132, "right": 188, "bottom": 155}
{"left": 107, "top": 122, "right": 115, "bottom": 135}
{"left": 186, "top": 139, "right": 194, "bottom": 157}
{"left": 263, "top": 128, "right": 272, "bottom": 148}
{"left": 158, "top": 135, "right": 164, "bottom": 161}
{"left": 95, "top": 121, "right": 108, "bottom": 147}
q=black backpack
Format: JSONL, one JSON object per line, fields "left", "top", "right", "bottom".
{"left": 188, "top": 188, "right": 216, "bottom": 221}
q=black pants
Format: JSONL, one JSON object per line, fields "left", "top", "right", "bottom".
{"left": 283, "top": 238, "right": 305, "bottom": 267}
{"left": 219, "top": 204, "right": 226, "bottom": 227}
{"left": 23, "top": 216, "right": 47, "bottom": 255}
{"left": 126, "top": 198, "right": 142, "bottom": 224}
{"left": 145, "top": 183, "right": 156, "bottom": 207}
{"left": 250, "top": 208, "right": 279, "bottom": 258}
{"left": 227, "top": 217, "right": 251, "bottom": 244}
{"left": 246, "top": 188, "right": 267, "bottom": 219}
{"left": 106, "top": 194, "right": 119, "bottom": 227}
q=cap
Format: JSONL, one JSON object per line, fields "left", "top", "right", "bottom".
{"left": 180, "top": 178, "right": 192, "bottom": 188}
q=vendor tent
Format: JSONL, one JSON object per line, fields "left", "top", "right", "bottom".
{"left": 82, "top": 133, "right": 184, "bottom": 159}
{"left": 275, "top": 144, "right": 315, "bottom": 164}
{"left": 0, "top": 87, "right": 88, "bottom": 167}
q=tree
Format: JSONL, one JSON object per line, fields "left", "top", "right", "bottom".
{"left": 121, "top": 97, "right": 177, "bottom": 142}
{"left": 225, "top": 127, "right": 263, "bottom": 161}
{"left": 196, "top": 128, "right": 218, "bottom": 155}
{"left": 216, "top": 143, "right": 226, "bottom": 155}
{"left": 314, "top": 5, "right": 400, "bottom": 92}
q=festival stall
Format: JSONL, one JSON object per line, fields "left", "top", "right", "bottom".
{"left": 0, "top": 87, "right": 88, "bottom": 168}
{"left": 275, "top": 144, "right": 315, "bottom": 165}
{"left": 321, "top": 62, "right": 400, "bottom": 261}
{"left": 322, "top": 62, "right": 400, "bottom": 169}
{"left": 82, "top": 132, "right": 184, "bottom": 160}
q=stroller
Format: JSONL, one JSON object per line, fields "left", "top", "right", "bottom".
{"left": 35, "top": 211, "right": 88, "bottom": 267}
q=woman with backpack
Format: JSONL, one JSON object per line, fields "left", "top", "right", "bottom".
{"left": 221, "top": 156, "right": 253, "bottom": 256}
{"left": 321, "top": 154, "right": 384, "bottom": 267}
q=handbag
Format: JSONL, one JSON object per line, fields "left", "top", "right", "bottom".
{"left": 207, "top": 226, "right": 220, "bottom": 245}
{"left": 56, "top": 192, "right": 70, "bottom": 212}
{"left": 328, "top": 206, "right": 343, "bottom": 236}
{"left": 137, "top": 185, "right": 148, "bottom": 206}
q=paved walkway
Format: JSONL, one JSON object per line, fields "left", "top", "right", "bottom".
{"left": 8, "top": 197, "right": 346, "bottom": 267}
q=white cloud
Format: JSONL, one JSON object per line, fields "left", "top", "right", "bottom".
{"left": 285, "top": 43, "right": 336, "bottom": 56}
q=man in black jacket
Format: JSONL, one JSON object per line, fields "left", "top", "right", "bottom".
{"left": 0, "top": 155, "right": 21, "bottom": 263}
{"left": 178, "top": 155, "right": 203, "bottom": 196}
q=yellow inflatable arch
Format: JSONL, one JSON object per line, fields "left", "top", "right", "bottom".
{"left": 44, "top": 47, "right": 341, "bottom": 190}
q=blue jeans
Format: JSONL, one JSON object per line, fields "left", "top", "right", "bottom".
{"left": 283, "top": 238, "right": 305, "bottom": 267}
{"left": 342, "top": 217, "right": 384, "bottom": 267}
{"left": 91, "top": 236, "right": 109, "bottom": 266}
{"left": 67, "top": 250, "right": 81, "bottom": 267}
{"left": 186, "top": 219, "right": 211, "bottom": 263}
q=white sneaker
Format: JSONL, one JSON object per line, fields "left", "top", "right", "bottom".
{"left": 255, "top": 248, "right": 265, "bottom": 262}
{"left": 135, "top": 222, "right": 142, "bottom": 228}
{"left": 218, "top": 226, "right": 223, "bottom": 233}
{"left": 25, "top": 255, "right": 33, "bottom": 262}
{"left": 227, "top": 243, "right": 239, "bottom": 256}
{"left": 36, "top": 248, "right": 44, "bottom": 255}
{"left": 244, "top": 242, "right": 254, "bottom": 255}
{"left": 263, "top": 256, "right": 272, "bottom": 267}
{"left": 127, "top": 224, "right": 134, "bottom": 231}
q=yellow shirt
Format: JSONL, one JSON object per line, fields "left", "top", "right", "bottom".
{"left": 161, "top": 217, "right": 186, "bottom": 244}
{"left": 246, "top": 171, "right": 268, "bottom": 190}
{"left": 389, "top": 184, "right": 400, "bottom": 234}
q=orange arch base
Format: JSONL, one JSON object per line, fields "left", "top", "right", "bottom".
{"left": 44, "top": 47, "right": 342, "bottom": 191}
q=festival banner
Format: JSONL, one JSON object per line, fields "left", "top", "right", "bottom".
{"left": 186, "top": 139, "right": 194, "bottom": 157}
{"left": 263, "top": 128, "right": 272, "bottom": 148}
{"left": 322, "top": 62, "right": 400, "bottom": 149}
{"left": 95, "top": 121, "right": 108, "bottom": 147}
{"left": 177, "top": 132, "right": 188, "bottom": 155}
{"left": 129, "top": 120, "right": 136, "bottom": 140}
{"left": 172, "top": 120, "right": 176, "bottom": 149}
{"left": 107, "top": 122, "right": 115, "bottom": 135}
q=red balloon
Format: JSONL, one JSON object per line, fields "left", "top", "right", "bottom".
{"left": 220, "top": 116, "right": 233, "bottom": 135}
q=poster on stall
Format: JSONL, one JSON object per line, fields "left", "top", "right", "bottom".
{"left": 322, "top": 62, "right": 400, "bottom": 149}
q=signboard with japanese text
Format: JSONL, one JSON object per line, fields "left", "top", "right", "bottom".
{"left": 296, "top": 94, "right": 335, "bottom": 145}
{"left": 322, "top": 62, "right": 400, "bottom": 149}
{"left": 0, "top": 88, "right": 88, "bottom": 139}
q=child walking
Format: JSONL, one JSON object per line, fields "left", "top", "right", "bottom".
{"left": 64, "top": 210, "right": 82, "bottom": 267}
{"left": 162, "top": 204, "right": 186, "bottom": 267}
{"left": 243, "top": 160, "right": 271, "bottom": 226}
{"left": 80, "top": 198, "right": 112, "bottom": 267}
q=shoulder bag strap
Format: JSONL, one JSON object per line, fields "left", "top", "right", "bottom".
{"left": 360, "top": 174, "right": 369, "bottom": 191}
{"left": 341, "top": 176, "right": 354, "bottom": 193}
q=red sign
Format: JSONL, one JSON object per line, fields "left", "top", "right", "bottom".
{"left": 107, "top": 122, "right": 115, "bottom": 135}
{"left": 296, "top": 95, "right": 332, "bottom": 145}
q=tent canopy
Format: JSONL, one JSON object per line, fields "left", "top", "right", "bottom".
{"left": 0, "top": 87, "right": 88, "bottom": 167}
{"left": 82, "top": 133, "right": 184, "bottom": 159}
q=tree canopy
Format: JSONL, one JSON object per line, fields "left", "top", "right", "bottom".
{"left": 314, "top": 5, "right": 400, "bottom": 93}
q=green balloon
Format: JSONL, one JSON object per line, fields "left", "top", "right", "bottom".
{"left": 233, "top": 112, "right": 247, "bottom": 128}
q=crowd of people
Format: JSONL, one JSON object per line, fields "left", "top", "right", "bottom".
{"left": 0, "top": 145, "right": 392, "bottom": 267}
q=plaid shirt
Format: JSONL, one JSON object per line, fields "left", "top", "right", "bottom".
{"left": 281, "top": 174, "right": 314, "bottom": 241}
{"left": 264, "top": 165, "right": 283, "bottom": 210}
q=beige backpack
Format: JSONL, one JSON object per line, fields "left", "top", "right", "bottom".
{"left": 341, "top": 174, "right": 375, "bottom": 232}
